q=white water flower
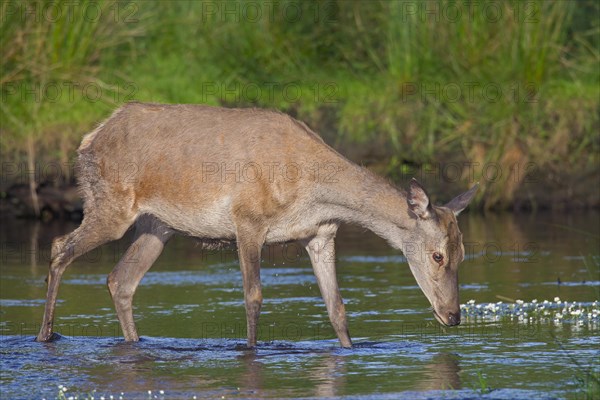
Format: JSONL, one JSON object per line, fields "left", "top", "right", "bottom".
{"left": 554, "top": 297, "right": 561, "bottom": 303}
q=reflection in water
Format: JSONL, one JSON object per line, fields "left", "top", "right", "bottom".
{"left": 29, "top": 221, "right": 40, "bottom": 270}
{"left": 417, "top": 352, "right": 461, "bottom": 391}
{"left": 1, "top": 333, "right": 598, "bottom": 399}
{"left": 237, "top": 346, "right": 347, "bottom": 397}
{"left": 99, "top": 341, "right": 167, "bottom": 392}
{"left": 74, "top": 339, "right": 351, "bottom": 397}
{"left": 238, "top": 350, "right": 264, "bottom": 394}
{"left": 309, "top": 353, "right": 346, "bottom": 397}
{"left": 86, "top": 339, "right": 235, "bottom": 395}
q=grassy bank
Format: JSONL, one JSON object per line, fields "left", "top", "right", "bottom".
{"left": 1, "top": 0, "right": 598, "bottom": 212}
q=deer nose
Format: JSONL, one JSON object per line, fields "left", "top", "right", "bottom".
{"left": 448, "top": 311, "right": 461, "bottom": 326}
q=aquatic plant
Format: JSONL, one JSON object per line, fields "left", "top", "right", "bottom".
{"left": 460, "top": 298, "right": 600, "bottom": 325}
{"left": 574, "top": 368, "right": 600, "bottom": 400}
{"left": 48, "top": 387, "right": 170, "bottom": 400}
{"left": 475, "top": 370, "right": 493, "bottom": 395}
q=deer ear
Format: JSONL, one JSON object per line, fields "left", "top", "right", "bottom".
{"left": 445, "top": 183, "right": 479, "bottom": 216}
{"left": 407, "top": 178, "right": 433, "bottom": 219}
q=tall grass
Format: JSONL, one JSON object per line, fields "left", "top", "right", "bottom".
{"left": 337, "top": 0, "right": 598, "bottom": 207}
{"left": 1, "top": 0, "right": 598, "bottom": 210}
{"left": 0, "top": 0, "right": 145, "bottom": 210}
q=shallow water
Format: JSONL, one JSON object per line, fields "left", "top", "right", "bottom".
{"left": 1, "top": 212, "right": 599, "bottom": 399}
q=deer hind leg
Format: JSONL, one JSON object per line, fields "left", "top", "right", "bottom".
{"left": 107, "top": 215, "right": 173, "bottom": 341}
{"left": 303, "top": 226, "right": 352, "bottom": 348}
{"left": 36, "top": 206, "right": 137, "bottom": 342}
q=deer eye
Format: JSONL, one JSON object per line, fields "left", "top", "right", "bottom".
{"left": 432, "top": 252, "right": 444, "bottom": 265}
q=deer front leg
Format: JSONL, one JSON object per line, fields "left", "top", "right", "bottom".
{"left": 236, "top": 226, "right": 265, "bottom": 348}
{"left": 303, "top": 232, "right": 352, "bottom": 348}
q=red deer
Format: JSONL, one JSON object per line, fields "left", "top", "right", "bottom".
{"left": 37, "top": 102, "right": 478, "bottom": 348}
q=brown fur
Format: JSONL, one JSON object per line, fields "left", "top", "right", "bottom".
{"left": 37, "top": 102, "right": 477, "bottom": 347}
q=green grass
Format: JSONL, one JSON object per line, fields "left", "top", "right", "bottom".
{"left": 475, "top": 370, "right": 493, "bottom": 395}
{"left": 1, "top": 0, "right": 598, "bottom": 209}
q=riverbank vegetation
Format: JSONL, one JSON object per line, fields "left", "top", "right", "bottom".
{"left": 1, "top": 0, "right": 598, "bottom": 215}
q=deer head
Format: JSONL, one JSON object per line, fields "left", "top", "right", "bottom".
{"left": 404, "top": 179, "right": 479, "bottom": 326}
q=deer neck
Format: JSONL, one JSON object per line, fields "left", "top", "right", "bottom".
{"left": 319, "top": 164, "right": 415, "bottom": 249}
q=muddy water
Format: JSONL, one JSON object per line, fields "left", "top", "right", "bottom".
{"left": 1, "top": 212, "right": 598, "bottom": 399}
